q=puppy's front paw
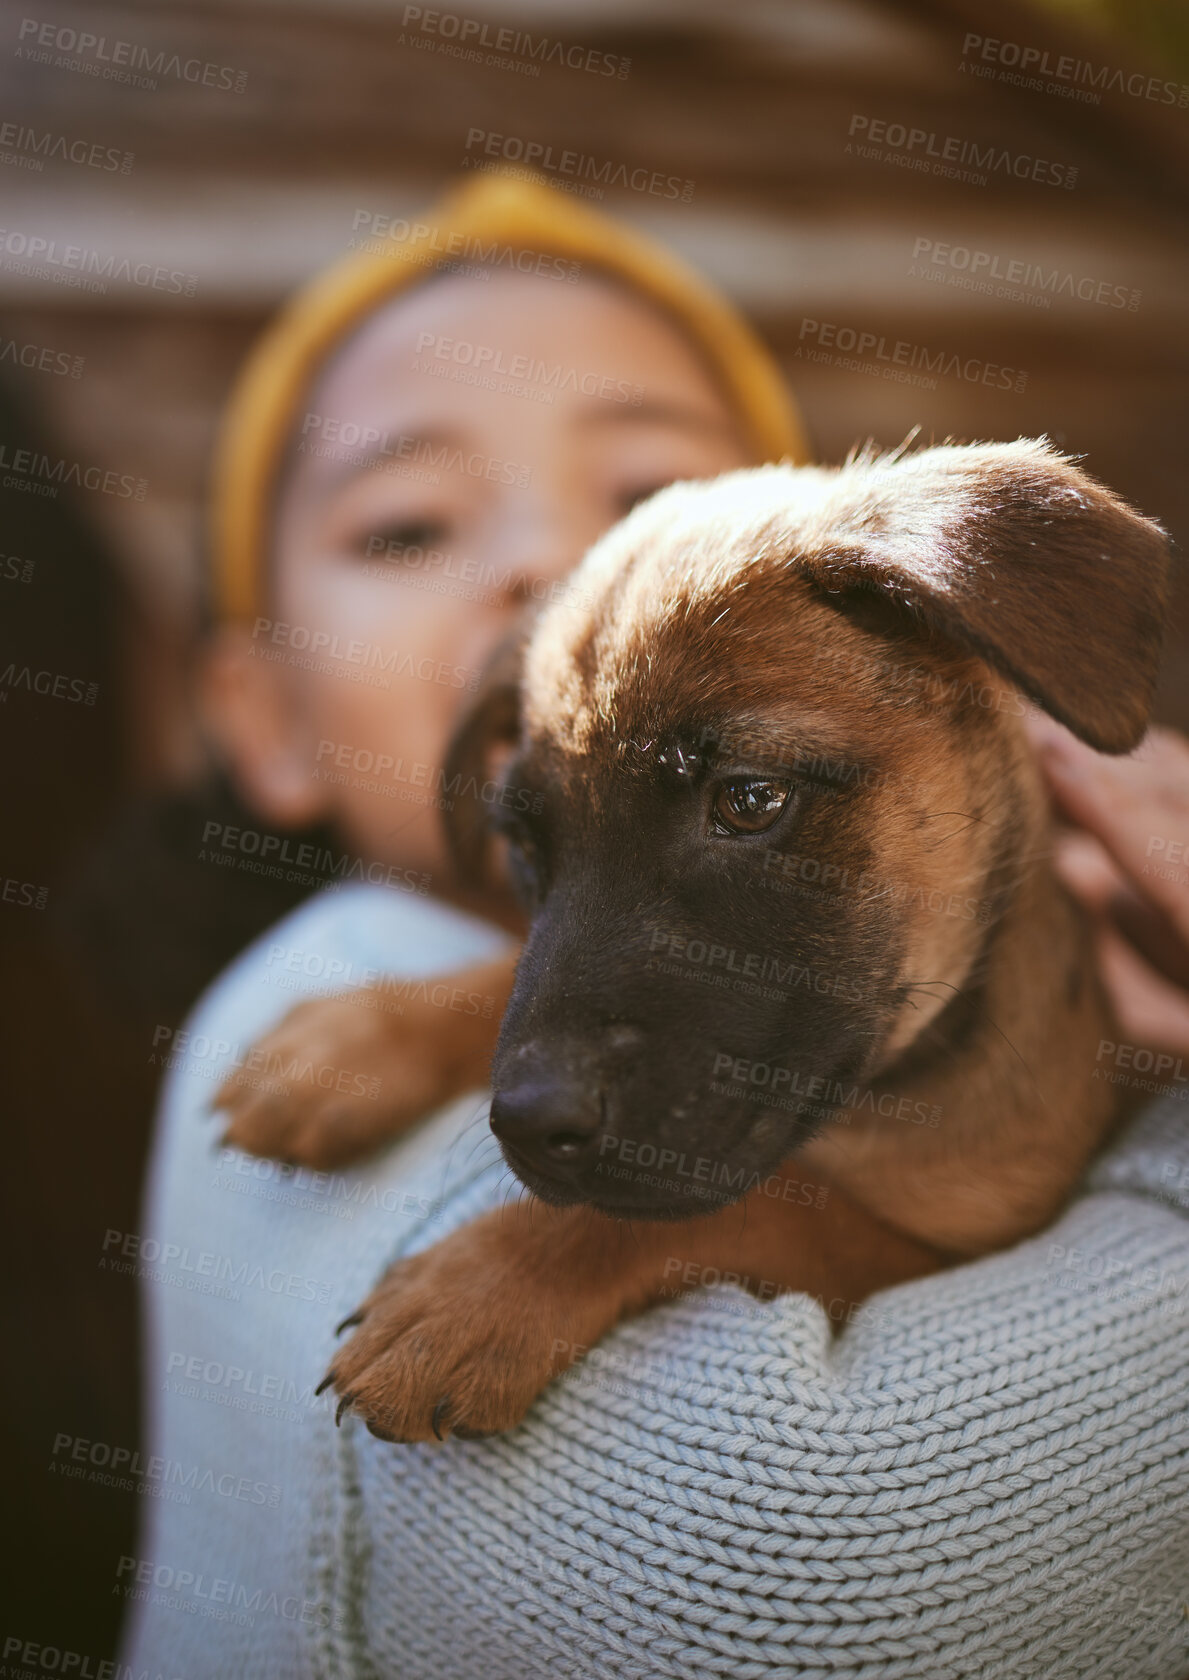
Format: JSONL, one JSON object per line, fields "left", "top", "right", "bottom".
{"left": 322, "top": 1216, "right": 596, "bottom": 1442}
{"left": 214, "top": 991, "right": 457, "bottom": 1170}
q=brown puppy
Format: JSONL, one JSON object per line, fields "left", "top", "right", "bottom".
{"left": 224, "top": 440, "right": 1170, "bottom": 1444}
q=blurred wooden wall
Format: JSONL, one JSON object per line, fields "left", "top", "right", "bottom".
{"left": 0, "top": 0, "right": 1187, "bottom": 769}
{"left": 2, "top": 0, "right": 1187, "bottom": 1657}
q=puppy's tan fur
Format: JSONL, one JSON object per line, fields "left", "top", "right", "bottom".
{"left": 223, "top": 442, "right": 1169, "bottom": 1444}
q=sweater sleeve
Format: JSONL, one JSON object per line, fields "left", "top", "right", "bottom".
{"left": 123, "top": 883, "right": 1189, "bottom": 1680}
{"left": 118, "top": 883, "right": 514, "bottom": 1680}
{"left": 313, "top": 1108, "right": 1189, "bottom": 1680}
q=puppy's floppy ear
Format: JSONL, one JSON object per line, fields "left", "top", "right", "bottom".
{"left": 440, "top": 617, "right": 528, "bottom": 885}
{"left": 798, "top": 439, "right": 1170, "bottom": 752}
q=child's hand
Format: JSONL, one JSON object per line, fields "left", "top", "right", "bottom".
{"left": 1029, "top": 718, "right": 1189, "bottom": 1060}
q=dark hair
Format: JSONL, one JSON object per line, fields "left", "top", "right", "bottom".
{"left": 55, "top": 770, "right": 337, "bottom": 1038}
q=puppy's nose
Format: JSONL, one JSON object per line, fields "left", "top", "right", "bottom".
{"left": 489, "top": 1076, "right": 603, "bottom": 1174}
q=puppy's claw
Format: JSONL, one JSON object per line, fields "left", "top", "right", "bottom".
{"left": 335, "top": 1393, "right": 356, "bottom": 1427}
{"left": 315, "top": 1371, "right": 336, "bottom": 1397}
{"left": 431, "top": 1399, "right": 451, "bottom": 1442}
{"left": 365, "top": 1419, "right": 407, "bottom": 1444}
{"left": 335, "top": 1310, "right": 365, "bottom": 1337}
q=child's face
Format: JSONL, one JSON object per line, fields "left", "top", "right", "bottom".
{"left": 208, "top": 268, "right": 754, "bottom": 891}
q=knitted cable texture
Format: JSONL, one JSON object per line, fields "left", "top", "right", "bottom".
{"left": 310, "top": 1104, "right": 1189, "bottom": 1680}
{"left": 120, "top": 885, "right": 1189, "bottom": 1680}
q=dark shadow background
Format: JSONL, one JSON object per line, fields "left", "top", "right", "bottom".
{"left": 1, "top": 0, "right": 1186, "bottom": 1659}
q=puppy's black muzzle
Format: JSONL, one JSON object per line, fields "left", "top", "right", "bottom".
{"left": 487, "top": 859, "right": 892, "bottom": 1219}
{"left": 489, "top": 1027, "right": 643, "bottom": 1199}
{"left": 490, "top": 1069, "right": 600, "bottom": 1179}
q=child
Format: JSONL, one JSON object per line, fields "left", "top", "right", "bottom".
{"left": 202, "top": 172, "right": 804, "bottom": 891}
{"left": 123, "top": 174, "right": 1189, "bottom": 1677}
{"left": 199, "top": 171, "right": 808, "bottom": 1160}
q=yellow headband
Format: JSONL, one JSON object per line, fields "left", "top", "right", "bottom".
{"left": 211, "top": 172, "right": 809, "bottom": 622}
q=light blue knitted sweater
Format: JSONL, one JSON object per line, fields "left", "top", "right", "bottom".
{"left": 122, "top": 884, "right": 1189, "bottom": 1679}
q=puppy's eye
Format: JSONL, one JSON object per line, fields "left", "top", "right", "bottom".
{"left": 712, "top": 778, "right": 793, "bottom": 836}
